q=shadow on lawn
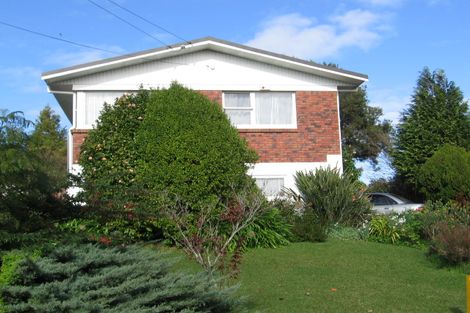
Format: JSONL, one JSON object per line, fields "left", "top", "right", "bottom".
{"left": 449, "top": 307, "right": 463, "bottom": 313}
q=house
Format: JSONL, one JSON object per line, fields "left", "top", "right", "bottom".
{"left": 41, "top": 37, "right": 367, "bottom": 196}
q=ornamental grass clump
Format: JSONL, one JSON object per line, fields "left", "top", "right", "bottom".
{"left": 291, "top": 167, "right": 371, "bottom": 242}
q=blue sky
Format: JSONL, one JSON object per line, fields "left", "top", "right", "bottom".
{"left": 1, "top": 0, "right": 468, "bottom": 181}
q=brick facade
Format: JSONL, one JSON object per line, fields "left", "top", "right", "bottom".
{"left": 71, "top": 90, "right": 340, "bottom": 164}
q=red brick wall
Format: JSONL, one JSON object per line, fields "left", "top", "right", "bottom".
{"left": 71, "top": 129, "right": 89, "bottom": 164}
{"left": 239, "top": 91, "right": 340, "bottom": 162}
{"left": 71, "top": 90, "right": 340, "bottom": 164}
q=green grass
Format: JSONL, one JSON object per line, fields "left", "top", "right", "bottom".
{"left": 238, "top": 240, "right": 466, "bottom": 313}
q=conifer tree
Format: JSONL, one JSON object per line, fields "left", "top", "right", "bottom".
{"left": 1, "top": 244, "right": 243, "bottom": 313}
{"left": 392, "top": 67, "right": 470, "bottom": 189}
{"left": 28, "top": 105, "right": 67, "bottom": 189}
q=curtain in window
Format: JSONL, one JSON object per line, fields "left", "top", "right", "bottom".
{"left": 85, "top": 92, "right": 124, "bottom": 125}
{"left": 255, "top": 178, "right": 284, "bottom": 197}
{"left": 224, "top": 93, "right": 251, "bottom": 125}
{"left": 224, "top": 93, "right": 250, "bottom": 107}
{"left": 255, "top": 92, "right": 292, "bottom": 125}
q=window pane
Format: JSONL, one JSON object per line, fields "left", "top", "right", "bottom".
{"left": 256, "top": 178, "right": 284, "bottom": 197}
{"left": 85, "top": 92, "right": 123, "bottom": 125}
{"left": 225, "top": 109, "right": 251, "bottom": 125}
{"left": 225, "top": 93, "right": 250, "bottom": 108}
{"left": 255, "top": 92, "right": 292, "bottom": 125}
{"left": 371, "top": 195, "right": 396, "bottom": 205}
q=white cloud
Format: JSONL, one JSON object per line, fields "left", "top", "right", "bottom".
{"left": 0, "top": 66, "right": 43, "bottom": 93}
{"left": 246, "top": 10, "right": 389, "bottom": 60}
{"left": 44, "top": 45, "right": 125, "bottom": 67}
{"left": 368, "top": 88, "right": 411, "bottom": 125}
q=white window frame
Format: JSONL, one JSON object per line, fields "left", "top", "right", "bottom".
{"left": 223, "top": 91, "right": 297, "bottom": 129}
{"left": 254, "top": 176, "right": 285, "bottom": 199}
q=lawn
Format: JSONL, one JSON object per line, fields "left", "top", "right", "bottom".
{"left": 237, "top": 240, "right": 466, "bottom": 313}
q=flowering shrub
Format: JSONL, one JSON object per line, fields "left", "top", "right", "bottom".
{"left": 79, "top": 89, "right": 151, "bottom": 213}
{"left": 364, "top": 211, "right": 426, "bottom": 247}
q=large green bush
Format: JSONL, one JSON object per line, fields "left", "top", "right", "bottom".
{"left": 79, "top": 90, "right": 151, "bottom": 212}
{"left": 0, "top": 244, "right": 243, "bottom": 313}
{"left": 292, "top": 167, "right": 371, "bottom": 241}
{"left": 418, "top": 144, "right": 470, "bottom": 202}
{"left": 136, "top": 83, "right": 258, "bottom": 210}
{"left": 80, "top": 84, "right": 257, "bottom": 213}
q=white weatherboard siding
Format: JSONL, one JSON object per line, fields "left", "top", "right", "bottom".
{"left": 61, "top": 51, "right": 342, "bottom": 93}
{"left": 249, "top": 154, "right": 343, "bottom": 194}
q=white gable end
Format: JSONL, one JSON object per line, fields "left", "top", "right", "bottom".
{"left": 58, "top": 50, "right": 344, "bottom": 92}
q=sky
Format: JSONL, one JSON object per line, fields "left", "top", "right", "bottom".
{"left": 1, "top": 0, "right": 469, "bottom": 181}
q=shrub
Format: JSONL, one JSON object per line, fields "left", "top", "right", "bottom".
{"left": 163, "top": 188, "right": 265, "bottom": 278}
{"left": 291, "top": 167, "right": 371, "bottom": 241}
{"left": 0, "top": 244, "right": 244, "bottom": 313}
{"left": 0, "top": 250, "right": 41, "bottom": 313}
{"left": 368, "top": 215, "right": 401, "bottom": 244}
{"left": 329, "top": 225, "right": 362, "bottom": 241}
{"left": 237, "top": 208, "right": 292, "bottom": 249}
{"left": 137, "top": 83, "right": 258, "bottom": 210}
{"left": 421, "top": 201, "right": 470, "bottom": 240}
{"left": 79, "top": 90, "right": 151, "bottom": 213}
{"left": 418, "top": 144, "right": 470, "bottom": 202}
{"left": 430, "top": 222, "right": 470, "bottom": 265}
{"left": 365, "top": 212, "right": 426, "bottom": 247}
{"left": 56, "top": 217, "right": 168, "bottom": 244}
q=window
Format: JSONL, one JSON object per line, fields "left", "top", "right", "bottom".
{"left": 85, "top": 92, "right": 124, "bottom": 126}
{"left": 223, "top": 92, "right": 296, "bottom": 128}
{"left": 255, "top": 177, "right": 284, "bottom": 197}
{"left": 370, "top": 194, "right": 397, "bottom": 206}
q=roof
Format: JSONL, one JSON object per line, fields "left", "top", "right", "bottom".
{"left": 41, "top": 36, "right": 368, "bottom": 85}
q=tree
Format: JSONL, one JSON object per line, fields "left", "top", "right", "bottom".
{"left": 323, "top": 63, "right": 391, "bottom": 165}
{"left": 0, "top": 110, "right": 36, "bottom": 230}
{"left": 0, "top": 108, "right": 71, "bottom": 232}
{"left": 29, "top": 106, "right": 67, "bottom": 189}
{"left": 339, "top": 86, "right": 392, "bottom": 163}
{"left": 392, "top": 67, "right": 470, "bottom": 190}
